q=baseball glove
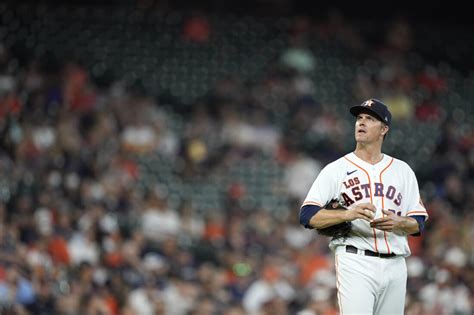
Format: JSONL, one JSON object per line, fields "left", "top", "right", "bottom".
{"left": 315, "top": 199, "right": 352, "bottom": 240}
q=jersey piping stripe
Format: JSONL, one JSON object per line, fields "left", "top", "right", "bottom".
{"left": 301, "top": 201, "right": 323, "bottom": 207}
{"left": 379, "top": 157, "right": 394, "bottom": 254}
{"left": 343, "top": 156, "right": 378, "bottom": 252}
{"left": 335, "top": 255, "right": 343, "bottom": 315}
{"left": 407, "top": 210, "right": 428, "bottom": 216}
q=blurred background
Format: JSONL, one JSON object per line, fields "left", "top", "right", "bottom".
{"left": 0, "top": 0, "right": 473, "bottom": 314}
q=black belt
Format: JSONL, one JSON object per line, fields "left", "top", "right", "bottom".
{"left": 346, "top": 245, "right": 396, "bottom": 258}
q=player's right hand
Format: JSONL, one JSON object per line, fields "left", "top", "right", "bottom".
{"left": 344, "top": 203, "right": 376, "bottom": 222}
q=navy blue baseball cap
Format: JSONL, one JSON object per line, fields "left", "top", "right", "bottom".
{"left": 350, "top": 99, "right": 392, "bottom": 126}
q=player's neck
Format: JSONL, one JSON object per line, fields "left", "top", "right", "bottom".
{"left": 354, "top": 144, "right": 383, "bottom": 165}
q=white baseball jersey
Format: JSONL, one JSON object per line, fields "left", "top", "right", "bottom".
{"left": 302, "top": 152, "right": 428, "bottom": 257}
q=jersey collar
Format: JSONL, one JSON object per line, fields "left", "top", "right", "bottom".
{"left": 347, "top": 152, "right": 391, "bottom": 169}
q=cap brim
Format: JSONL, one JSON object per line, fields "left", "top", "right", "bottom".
{"left": 350, "top": 105, "right": 386, "bottom": 124}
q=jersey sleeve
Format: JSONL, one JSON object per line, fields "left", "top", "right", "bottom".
{"left": 405, "top": 167, "right": 429, "bottom": 221}
{"left": 301, "top": 162, "right": 339, "bottom": 209}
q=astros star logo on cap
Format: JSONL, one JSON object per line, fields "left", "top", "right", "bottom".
{"left": 363, "top": 100, "right": 374, "bottom": 107}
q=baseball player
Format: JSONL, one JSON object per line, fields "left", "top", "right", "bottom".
{"left": 299, "top": 99, "right": 428, "bottom": 315}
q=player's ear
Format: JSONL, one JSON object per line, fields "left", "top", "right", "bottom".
{"left": 381, "top": 124, "right": 389, "bottom": 136}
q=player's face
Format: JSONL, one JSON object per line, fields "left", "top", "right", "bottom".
{"left": 354, "top": 113, "right": 388, "bottom": 143}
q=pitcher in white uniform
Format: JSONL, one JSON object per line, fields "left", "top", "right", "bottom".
{"left": 299, "top": 99, "right": 428, "bottom": 315}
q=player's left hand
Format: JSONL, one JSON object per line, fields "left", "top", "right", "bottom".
{"left": 369, "top": 209, "right": 404, "bottom": 232}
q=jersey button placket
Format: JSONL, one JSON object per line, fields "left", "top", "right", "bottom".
{"left": 371, "top": 168, "right": 380, "bottom": 217}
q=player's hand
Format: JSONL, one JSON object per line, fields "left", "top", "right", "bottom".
{"left": 370, "top": 209, "right": 403, "bottom": 232}
{"left": 345, "top": 203, "right": 376, "bottom": 222}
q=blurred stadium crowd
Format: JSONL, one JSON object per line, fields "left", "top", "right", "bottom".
{"left": 0, "top": 2, "right": 473, "bottom": 315}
